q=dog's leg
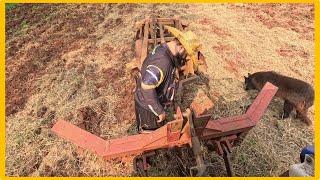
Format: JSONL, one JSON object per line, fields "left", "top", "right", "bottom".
{"left": 283, "top": 100, "right": 294, "bottom": 119}
{"left": 295, "top": 102, "right": 312, "bottom": 126}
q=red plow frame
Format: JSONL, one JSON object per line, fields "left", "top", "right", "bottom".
{"left": 52, "top": 82, "right": 278, "bottom": 176}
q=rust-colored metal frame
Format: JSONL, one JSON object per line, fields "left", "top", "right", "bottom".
{"left": 134, "top": 16, "right": 185, "bottom": 65}
{"left": 52, "top": 82, "right": 278, "bottom": 166}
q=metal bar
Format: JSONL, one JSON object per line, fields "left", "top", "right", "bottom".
{"left": 157, "top": 18, "right": 176, "bottom": 21}
{"left": 246, "top": 82, "right": 278, "bottom": 123}
{"left": 148, "top": 37, "right": 175, "bottom": 43}
{"left": 178, "top": 20, "right": 184, "bottom": 30}
{"left": 150, "top": 17, "right": 157, "bottom": 48}
{"left": 222, "top": 143, "right": 234, "bottom": 176}
{"left": 174, "top": 18, "right": 179, "bottom": 29}
{"left": 201, "top": 127, "right": 252, "bottom": 141}
{"left": 51, "top": 119, "right": 107, "bottom": 156}
{"left": 213, "top": 135, "right": 237, "bottom": 156}
{"left": 159, "top": 23, "right": 165, "bottom": 44}
{"left": 139, "top": 26, "right": 143, "bottom": 39}
{"left": 140, "top": 20, "right": 150, "bottom": 65}
{"left": 211, "top": 136, "right": 236, "bottom": 176}
{"left": 157, "top": 18, "right": 175, "bottom": 24}
{"left": 174, "top": 18, "right": 183, "bottom": 30}
{"left": 188, "top": 109, "right": 207, "bottom": 176}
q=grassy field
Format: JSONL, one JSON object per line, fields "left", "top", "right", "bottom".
{"left": 5, "top": 3, "right": 314, "bottom": 176}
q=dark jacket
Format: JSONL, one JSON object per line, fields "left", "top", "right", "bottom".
{"left": 135, "top": 43, "right": 176, "bottom": 116}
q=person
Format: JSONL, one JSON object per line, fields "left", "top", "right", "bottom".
{"left": 134, "top": 26, "right": 202, "bottom": 133}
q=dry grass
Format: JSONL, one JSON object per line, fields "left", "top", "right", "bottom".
{"left": 5, "top": 3, "right": 314, "bottom": 176}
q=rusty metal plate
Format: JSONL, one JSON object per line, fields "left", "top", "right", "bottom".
{"left": 51, "top": 119, "right": 107, "bottom": 156}
{"left": 246, "top": 82, "right": 278, "bottom": 123}
{"left": 200, "top": 82, "right": 278, "bottom": 140}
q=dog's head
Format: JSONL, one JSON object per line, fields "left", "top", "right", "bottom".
{"left": 244, "top": 73, "right": 255, "bottom": 90}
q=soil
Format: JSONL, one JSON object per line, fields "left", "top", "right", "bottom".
{"left": 5, "top": 3, "right": 314, "bottom": 177}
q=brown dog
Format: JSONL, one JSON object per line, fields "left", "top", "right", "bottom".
{"left": 244, "top": 71, "right": 314, "bottom": 125}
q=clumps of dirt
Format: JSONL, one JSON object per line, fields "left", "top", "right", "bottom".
{"left": 104, "top": 18, "right": 123, "bottom": 30}
{"left": 5, "top": 55, "right": 44, "bottom": 116}
{"left": 44, "top": 111, "right": 57, "bottom": 128}
{"left": 211, "top": 42, "right": 247, "bottom": 77}
{"left": 96, "top": 67, "right": 124, "bottom": 88}
{"left": 37, "top": 106, "right": 48, "bottom": 118}
{"left": 148, "top": 4, "right": 190, "bottom": 18}
{"left": 95, "top": 64, "right": 136, "bottom": 126}
{"left": 198, "top": 18, "right": 231, "bottom": 38}
{"left": 212, "top": 42, "right": 233, "bottom": 53}
{"left": 27, "top": 105, "right": 57, "bottom": 128}
{"left": 5, "top": 89, "right": 29, "bottom": 116}
{"left": 5, "top": 4, "right": 106, "bottom": 117}
{"left": 234, "top": 4, "right": 314, "bottom": 41}
{"left": 276, "top": 44, "right": 309, "bottom": 59}
{"left": 107, "top": 3, "right": 140, "bottom": 16}
{"left": 198, "top": 17, "right": 213, "bottom": 25}
{"left": 5, "top": 4, "right": 57, "bottom": 44}
{"left": 76, "top": 106, "right": 103, "bottom": 136}
{"left": 113, "top": 79, "right": 136, "bottom": 125}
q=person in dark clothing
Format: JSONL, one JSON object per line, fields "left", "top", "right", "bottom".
{"left": 135, "top": 26, "right": 202, "bottom": 133}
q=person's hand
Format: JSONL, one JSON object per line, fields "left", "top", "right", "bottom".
{"left": 157, "top": 112, "right": 166, "bottom": 123}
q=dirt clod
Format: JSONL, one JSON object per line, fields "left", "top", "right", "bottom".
{"left": 37, "top": 106, "right": 48, "bottom": 118}
{"left": 76, "top": 106, "right": 102, "bottom": 136}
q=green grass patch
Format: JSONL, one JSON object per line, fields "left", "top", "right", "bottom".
{"left": 21, "top": 20, "right": 29, "bottom": 29}
{"left": 5, "top": 3, "right": 18, "bottom": 11}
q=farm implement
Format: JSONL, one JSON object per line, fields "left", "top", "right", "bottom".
{"left": 51, "top": 17, "right": 279, "bottom": 176}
